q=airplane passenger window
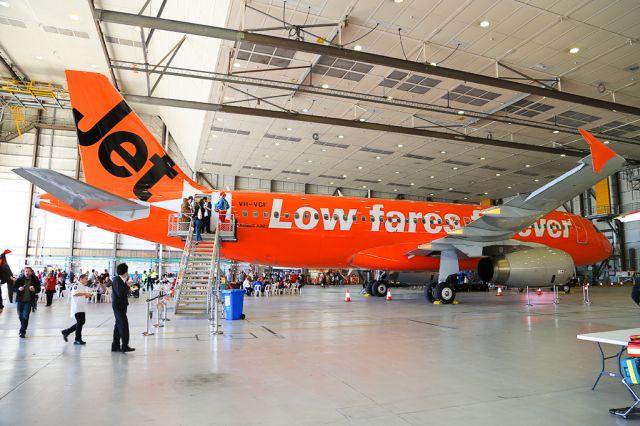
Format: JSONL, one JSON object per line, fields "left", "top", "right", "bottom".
{"left": 264, "top": 211, "right": 269, "bottom": 218}
{"left": 437, "top": 219, "right": 442, "bottom": 224}
{"left": 370, "top": 216, "right": 375, "bottom": 222}
{"left": 343, "top": 215, "right": 348, "bottom": 221}
{"left": 379, "top": 216, "right": 383, "bottom": 222}
{"left": 413, "top": 218, "right": 418, "bottom": 224}
{"left": 430, "top": 219, "right": 434, "bottom": 224}
{"left": 421, "top": 218, "right": 426, "bottom": 224}
{"left": 284, "top": 212, "right": 290, "bottom": 219}
{"left": 387, "top": 217, "right": 393, "bottom": 223}
{"left": 294, "top": 212, "right": 300, "bottom": 219}
{"left": 242, "top": 210, "right": 248, "bottom": 217}
{"left": 273, "top": 211, "right": 279, "bottom": 218}
{"left": 352, "top": 215, "right": 357, "bottom": 221}
{"left": 314, "top": 213, "right": 319, "bottom": 220}
{"left": 361, "top": 216, "right": 366, "bottom": 222}
{"left": 333, "top": 214, "right": 339, "bottom": 220}
{"left": 445, "top": 219, "right": 450, "bottom": 225}
{"left": 324, "top": 214, "right": 329, "bottom": 220}
{"left": 253, "top": 211, "right": 258, "bottom": 218}
{"left": 304, "top": 212, "right": 310, "bottom": 219}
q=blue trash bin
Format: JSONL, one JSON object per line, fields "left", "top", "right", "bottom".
{"left": 222, "top": 289, "right": 245, "bottom": 320}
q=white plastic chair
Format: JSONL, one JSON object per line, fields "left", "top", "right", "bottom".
{"left": 263, "top": 284, "right": 272, "bottom": 297}
{"left": 253, "top": 284, "right": 261, "bottom": 297}
{"left": 103, "top": 287, "right": 112, "bottom": 304}
{"left": 291, "top": 283, "right": 299, "bottom": 295}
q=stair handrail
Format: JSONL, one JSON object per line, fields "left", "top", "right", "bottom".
{"left": 208, "top": 221, "right": 223, "bottom": 334}
{"left": 174, "top": 216, "right": 195, "bottom": 309}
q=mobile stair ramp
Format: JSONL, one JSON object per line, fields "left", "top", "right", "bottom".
{"left": 168, "top": 212, "right": 236, "bottom": 318}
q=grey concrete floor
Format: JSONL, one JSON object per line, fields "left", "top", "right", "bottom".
{"left": 0, "top": 284, "right": 639, "bottom": 425}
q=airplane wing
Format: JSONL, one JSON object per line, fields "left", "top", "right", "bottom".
{"left": 416, "top": 129, "right": 626, "bottom": 257}
{"left": 13, "top": 167, "right": 150, "bottom": 222}
{"left": 616, "top": 209, "right": 640, "bottom": 223}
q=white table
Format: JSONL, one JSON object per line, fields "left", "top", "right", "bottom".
{"left": 578, "top": 328, "right": 640, "bottom": 390}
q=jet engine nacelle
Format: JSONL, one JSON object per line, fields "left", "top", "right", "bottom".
{"left": 477, "top": 248, "right": 575, "bottom": 287}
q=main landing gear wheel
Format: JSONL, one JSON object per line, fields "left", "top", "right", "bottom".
{"left": 563, "top": 285, "right": 571, "bottom": 294}
{"left": 425, "top": 282, "right": 437, "bottom": 303}
{"left": 371, "top": 280, "right": 388, "bottom": 297}
{"left": 436, "top": 282, "right": 456, "bottom": 304}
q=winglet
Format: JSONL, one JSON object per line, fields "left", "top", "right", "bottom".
{"left": 579, "top": 128, "right": 617, "bottom": 174}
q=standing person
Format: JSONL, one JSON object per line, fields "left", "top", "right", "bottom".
{"left": 204, "top": 196, "right": 213, "bottom": 233}
{"left": 0, "top": 249, "right": 15, "bottom": 312}
{"left": 150, "top": 270, "right": 157, "bottom": 292}
{"left": 13, "top": 266, "right": 41, "bottom": 338}
{"left": 61, "top": 274, "right": 92, "bottom": 345}
{"left": 111, "top": 263, "right": 134, "bottom": 353}
{"left": 45, "top": 271, "right": 56, "bottom": 306}
{"left": 214, "top": 192, "right": 230, "bottom": 223}
{"left": 193, "top": 199, "right": 205, "bottom": 242}
{"left": 89, "top": 269, "right": 96, "bottom": 285}
{"left": 68, "top": 269, "right": 75, "bottom": 285}
{"left": 141, "top": 270, "right": 148, "bottom": 291}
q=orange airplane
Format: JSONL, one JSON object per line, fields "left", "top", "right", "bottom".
{"left": 14, "top": 71, "right": 626, "bottom": 303}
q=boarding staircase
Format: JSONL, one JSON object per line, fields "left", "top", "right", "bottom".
{"left": 169, "top": 210, "right": 236, "bottom": 318}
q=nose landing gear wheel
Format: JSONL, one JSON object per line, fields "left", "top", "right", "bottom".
{"left": 435, "top": 282, "right": 456, "bottom": 304}
{"left": 365, "top": 281, "right": 373, "bottom": 296}
{"left": 371, "top": 280, "right": 388, "bottom": 297}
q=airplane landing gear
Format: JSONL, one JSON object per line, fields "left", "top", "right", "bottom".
{"left": 425, "top": 282, "right": 437, "bottom": 303}
{"left": 371, "top": 280, "right": 388, "bottom": 297}
{"left": 435, "top": 282, "right": 456, "bottom": 304}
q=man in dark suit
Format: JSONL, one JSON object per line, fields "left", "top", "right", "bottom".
{"left": 13, "top": 266, "right": 41, "bottom": 338}
{"left": 112, "top": 263, "right": 135, "bottom": 353}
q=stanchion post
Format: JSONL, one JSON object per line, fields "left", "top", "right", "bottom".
{"left": 141, "top": 298, "right": 154, "bottom": 336}
{"left": 583, "top": 284, "right": 591, "bottom": 304}
{"left": 153, "top": 296, "right": 164, "bottom": 328}
{"left": 553, "top": 285, "right": 559, "bottom": 305}
{"left": 525, "top": 286, "right": 532, "bottom": 307}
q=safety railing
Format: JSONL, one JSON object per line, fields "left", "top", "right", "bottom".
{"left": 173, "top": 217, "right": 195, "bottom": 308}
{"left": 168, "top": 213, "right": 193, "bottom": 237}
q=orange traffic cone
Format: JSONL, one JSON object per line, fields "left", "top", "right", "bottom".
{"left": 386, "top": 289, "right": 392, "bottom": 301}
{"left": 344, "top": 289, "right": 351, "bottom": 302}
{"left": 497, "top": 287, "right": 503, "bottom": 296}
{"left": 536, "top": 288, "right": 542, "bottom": 295}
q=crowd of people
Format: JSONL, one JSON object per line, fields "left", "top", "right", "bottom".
{"left": 237, "top": 270, "right": 306, "bottom": 296}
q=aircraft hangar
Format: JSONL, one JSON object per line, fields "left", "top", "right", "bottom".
{"left": 0, "top": 0, "right": 639, "bottom": 424}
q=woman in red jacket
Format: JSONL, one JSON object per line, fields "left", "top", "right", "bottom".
{"left": 45, "top": 272, "right": 56, "bottom": 306}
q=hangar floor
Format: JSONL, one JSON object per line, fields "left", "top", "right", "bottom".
{"left": 0, "top": 285, "right": 637, "bottom": 425}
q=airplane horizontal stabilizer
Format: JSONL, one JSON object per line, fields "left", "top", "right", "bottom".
{"left": 13, "top": 167, "right": 149, "bottom": 222}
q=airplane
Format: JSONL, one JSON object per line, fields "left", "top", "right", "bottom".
{"left": 13, "top": 70, "right": 626, "bottom": 304}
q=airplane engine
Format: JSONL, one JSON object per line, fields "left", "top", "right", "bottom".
{"left": 477, "top": 248, "right": 575, "bottom": 287}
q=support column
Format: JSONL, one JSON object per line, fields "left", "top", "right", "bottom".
{"left": 23, "top": 110, "right": 42, "bottom": 264}
{"left": 614, "top": 172, "right": 627, "bottom": 270}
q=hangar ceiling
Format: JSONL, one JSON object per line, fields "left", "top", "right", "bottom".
{"left": 1, "top": 0, "right": 639, "bottom": 202}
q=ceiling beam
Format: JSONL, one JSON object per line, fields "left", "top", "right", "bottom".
{"left": 93, "top": 8, "right": 640, "bottom": 116}
{"left": 123, "top": 93, "right": 586, "bottom": 158}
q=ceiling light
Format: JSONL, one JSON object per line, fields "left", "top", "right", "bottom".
{"left": 286, "top": 127, "right": 293, "bottom": 131}
{"left": 394, "top": 170, "right": 400, "bottom": 174}
{"left": 211, "top": 135, "right": 217, "bottom": 138}
{"left": 0, "top": 1, "right": 9, "bottom": 7}
{"left": 393, "top": 0, "right": 404, "bottom": 3}
{"left": 286, "top": 177, "right": 291, "bottom": 180}
{"left": 257, "top": 165, "right": 262, "bottom": 168}
{"left": 479, "top": 157, "right": 485, "bottom": 160}
{"left": 359, "top": 118, "right": 366, "bottom": 122}
{"left": 410, "top": 182, "right": 415, "bottom": 186}
{"left": 275, "top": 142, "right": 280, "bottom": 146}
{"left": 387, "top": 96, "right": 393, "bottom": 100}
{"left": 321, "top": 148, "right": 327, "bottom": 152}
{"left": 302, "top": 108, "right": 308, "bottom": 113}
{"left": 449, "top": 188, "right": 454, "bottom": 191}
{"left": 330, "top": 181, "right": 334, "bottom": 185}
{"left": 484, "top": 192, "right": 489, "bottom": 195}
{"left": 35, "top": 56, "right": 44, "bottom": 60}
{"left": 552, "top": 130, "right": 559, "bottom": 134}
{"left": 569, "top": 47, "right": 580, "bottom": 54}
{"left": 440, "top": 150, "right": 446, "bottom": 154}
{"left": 604, "top": 140, "right": 610, "bottom": 144}
{"left": 296, "top": 169, "right": 301, "bottom": 172}
{"left": 560, "top": 154, "right": 566, "bottom": 157}
{"left": 357, "top": 166, "right": 363, "bottom": 169}
{"left": 458, "top": 110, "right": 465, "bottom": 115}
{"left": 525, "top": 164, "right": 531, "bottom": 168}
{"left": 70, "top": 14, "right": 80, "bottom": 21}
{"left": 397, "top": 144, "right": 403, "bottom": 147}
{"left": 495, "top": 173, "right": 501, "bottom": 176}
{"left": 321, "top": 83, "right": 329, "bottom": 89}
{"left": 429, "top": 175, "right": 435, "bottom": 178}
{"left": 250, "top": 173, "right": 254, "bottom": 176}
{"left": 223, "top": 96, "right": 230, "bottom": 101}
{"left": 264, "top": 154, "right": 269, "bottom": 158}
{"left": 463, "top": 197, "right": 468, "bottom": 200}
{"left": 353, "top": 45, "right": 363, "bottom": 51}
{"left": 429, "top": 62, "right": 437, "bottom": 66}
{"left": 377, "top": 178, "right": 382, "bottom": 182}
{"left": 216, "top": 117, "right": 223, "bottom": 122}
{"left": 342, "top": 174, "right": 347, "bottom": 178}
{"left": 307, "top": 160, "right": 313, "bottom": 163}
{"left": 90, "top": 64, "right": 97, "bottom": 69}
{"left": 338, "top": 135, "right": 344, "bottom": 139}
{"left": 507, "top": 186, "right": 512, "bottom": 189}
{"left": 479, "top": 20, "right": 490, "bottom": 28}
{"left": 375, "top": 156, "right": 381, "bottom": 160}
{"left": 452, "top": 167, "right": 459, "bottom": 171}
{"left": 534, "top": 179, "right": 540, "bottom": 182}
{"left": 233, "top": 62, "right": 241, "bottom": 68}
{"left": 393, "top": 189, "right": 398, "bottom": 192}
{"left": 429, "top": 193, "right": 434, "bottom": 196}
{"left": 362, "top": 185, "right": 367, "bottom": 188}
{"left": 208, "top": 148, "right": 213, "bottom": 151}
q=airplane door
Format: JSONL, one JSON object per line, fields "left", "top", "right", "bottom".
{"left": 573, "top": 218, "right": 588, "bottom": 244}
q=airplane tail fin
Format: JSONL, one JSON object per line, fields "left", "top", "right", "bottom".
{"left": 65, "top": 70, "right": 204, "bottom": 202}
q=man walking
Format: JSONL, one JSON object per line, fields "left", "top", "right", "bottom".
{"left": 112, "top": 263, "right": 134, "bottom": 353}
{"left": 0, "top": 249, "right": 15, "bottom": 310}
{"left": 62, "top": 273, "right": 92, "bottom": 345}
{"left": 14, "top": 266, "right": 41, "bottom": 338}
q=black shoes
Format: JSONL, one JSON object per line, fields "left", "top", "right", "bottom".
{"left": 121, "top": 346, "right": 135, "bottom": 353}
{"left": 111, "top": 346, "right": 121, "bottom": 352}
{"left": 61, "top": 330, "right": 69, "bottom": 342}
{"left": 74, "top": 340, "right": 86, "bottom": 345}
{"left": 19, "top": 333, "right": 25, "bottom": 338}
